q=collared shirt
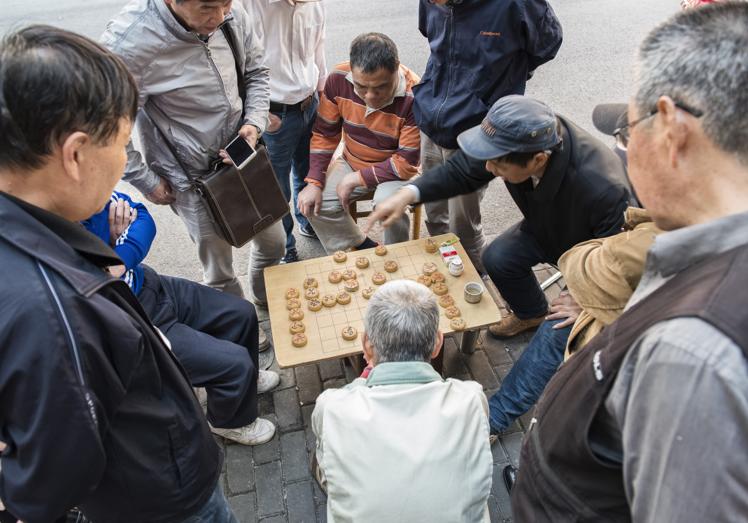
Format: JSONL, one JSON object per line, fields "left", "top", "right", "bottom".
{"left": 312, "top": 361, "right": 492, "bottom": 522}
{"left": 593, "top": 210, "right": 748, "bottom": 521}
{"left": 307, "top": 62, "right": 421, "bottom": 189}
{"left": 246, "top": 0, "right": 326, "bottom": 104}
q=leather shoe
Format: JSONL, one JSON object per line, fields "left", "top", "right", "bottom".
{"left": 503, "top": 464, "right": 518, "bottom": 493}
{"left": 488, "top": 311, "right": 545, "bottom": 339}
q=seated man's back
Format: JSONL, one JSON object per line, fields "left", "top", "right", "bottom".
{"left": 312, "top": 281, "right": 491, "bottom": 523}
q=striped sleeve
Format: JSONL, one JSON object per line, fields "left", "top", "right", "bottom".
{"left": 359, "top": 110, "right": 420, "bottom": 188}
{"left": 306, "top": 77, "right": 343, "bottom": 188}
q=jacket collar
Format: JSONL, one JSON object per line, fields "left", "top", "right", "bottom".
{"left": 647, "top": 210, "right": 748, "bottom": 278}
{"left": 366, "top": 361, "right": 443, "bottom": 387}
{"left": 521, "top": 117, "right": 572, "bottom": 202}
{"left": 154, "top": 0, "right": 235, "bottom": 43}
{"left": 0, "top": 193, "right": 120, "bottom": 296}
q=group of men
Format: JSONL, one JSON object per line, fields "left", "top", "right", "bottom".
{"left": 1, "top": 0, "right": 747, "bottom": 522}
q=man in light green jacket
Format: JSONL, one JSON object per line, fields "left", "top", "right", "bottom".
{"left": 312, "top": 279, "right": 492, "bottom": 523}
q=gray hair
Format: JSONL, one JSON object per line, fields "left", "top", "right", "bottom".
{"left": 364, "top": 280, "right": 439, "bottom": 363}
{"left": 634, "top": 2, "right": 748, "bottom": 165}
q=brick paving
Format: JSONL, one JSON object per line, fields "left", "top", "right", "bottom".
{"left": 220, "top": 267, "right": 563, "bottom": 523}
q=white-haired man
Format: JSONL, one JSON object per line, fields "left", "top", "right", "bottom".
{"left": 311, "top": 280, "right": 492, "bottom": 522}
{"left": 512, "top": 3, "right": 748, "bottom": 520}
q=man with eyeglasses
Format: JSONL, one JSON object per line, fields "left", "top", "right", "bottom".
{"left": 367, "top": 95, "right": 632, "bottom": 339}
{"left": 511, "top": 3, "right": 748, "bottom": 520}
{"left": 102, "top": 0, "right": 285, "bottom": 353}
{"left": 297, "top": 32, "right": 421, "bottom": 253}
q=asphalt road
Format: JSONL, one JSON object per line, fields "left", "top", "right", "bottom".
{"left": 1, "top": 0, "right": 679, "bottom": 284}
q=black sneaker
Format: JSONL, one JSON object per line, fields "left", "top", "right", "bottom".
{"left": 298, "top": 224, "right": 318, "bottom": 240}
{"left": 281, "top": 248, "right": 299, "bottom": 264}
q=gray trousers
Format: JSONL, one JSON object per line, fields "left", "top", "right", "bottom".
{"left": 307, "top": 159, "right": 411, "bottom": 254}
{"left": 421, "top": 132, "right": 487, "bottom": 273}
{"left": 172, "top": 188, "right": 285, "bottom": 304}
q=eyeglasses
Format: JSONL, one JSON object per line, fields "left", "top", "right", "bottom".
{"left": 613, "top": 102, "right": 704, "bottom": 151}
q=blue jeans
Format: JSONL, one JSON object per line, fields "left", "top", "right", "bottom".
{"left": 263, "top": 95, "right": 318, "bottom": 252}
{"left": 181, "top": 483, "right": 237, "bottom": 523}
{"left": 481, "top": 221, "right": 551, "bottom": 319}
{"left": 488, "top": 319, "right": 572, "bottom": 432}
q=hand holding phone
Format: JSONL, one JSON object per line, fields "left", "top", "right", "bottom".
{"left": 223, "top": 135, "right": 257, "bottom": 169}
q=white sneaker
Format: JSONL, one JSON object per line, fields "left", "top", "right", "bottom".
{"left": 258, "top": 369, "right": 280, "bottom": 393}
{"left": 258, "top": 327, "right": 271, "bottom": 352}
{"left": 211, "top": 418, "right": 276, "bottom": 446}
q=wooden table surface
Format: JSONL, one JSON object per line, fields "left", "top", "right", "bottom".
{"left": 265, "top": 234, "right": 502, "bottom": 368}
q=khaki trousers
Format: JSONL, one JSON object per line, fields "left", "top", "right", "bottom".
{"left": 421, "top": 132, "right": 487, "bottom": 273}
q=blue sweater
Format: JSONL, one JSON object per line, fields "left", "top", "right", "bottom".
{"left": 413, "top": 0, "right": 563, "bottom": 149}
{"left": 81, "top": 192, "right": 156, "bottom": 295}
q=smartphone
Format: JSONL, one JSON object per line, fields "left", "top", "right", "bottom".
{"left": 224, "top": 135, "right": 257, "bottom": 169}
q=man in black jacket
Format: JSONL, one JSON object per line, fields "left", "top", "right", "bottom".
{"left": 367, "top": 95, "right": 631, "bottom": 338}
{"left": 0, "top": 26, "right": 230, "bottom": 523}
{"left": 414, "top": 0, "right": 562, "bottom": 272}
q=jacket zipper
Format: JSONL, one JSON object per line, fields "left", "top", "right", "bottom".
{"left": 433, "top": 7, "right": 454, "bottom": 132}
{"left": 199, "top": 36, "right": 234, "bottom": 124}
{"left": 37, "top": 261, "right": 99, "bottom": 428}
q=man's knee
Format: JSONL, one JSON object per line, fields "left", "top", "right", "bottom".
{"left": 482, "top": 239, "right": 524, "bottom": 276}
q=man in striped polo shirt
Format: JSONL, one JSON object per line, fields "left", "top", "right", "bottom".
{"left": 297, "top": 33, "right": 420, "bottom": 253}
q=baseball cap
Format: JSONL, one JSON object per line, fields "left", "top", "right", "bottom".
{"left": 592, "top": 103, "right": 628, "bottom": 136}
{"left": 457, "top": 95, "right": 561, "bottom": 161}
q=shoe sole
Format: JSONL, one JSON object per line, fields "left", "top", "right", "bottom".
{"left": 298, "top": 228, "right": 318, "bottom": 239}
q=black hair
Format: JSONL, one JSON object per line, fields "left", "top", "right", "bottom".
{"left": 349, "top": 33, "right": 399, "bottom": 74}
{"left": 0, "top": 25, "right": 138, "bottom": 171}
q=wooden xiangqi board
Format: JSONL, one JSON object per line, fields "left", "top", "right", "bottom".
{"left": 265, "top": 234, "right": 502, "bottom": 368}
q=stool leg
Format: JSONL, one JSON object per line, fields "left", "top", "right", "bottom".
{"left": 412, "top": 204, "right": 422, "bottom": 240}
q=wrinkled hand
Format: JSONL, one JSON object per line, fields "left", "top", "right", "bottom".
{"left": 144, "top": 178, "right": 175, "bottom": 205}
{"left": 546, "top": 290, "right": 583, "bottom": 329}
{"left": 108, "top": 198, "right": 137, "bottom": 245}
{"left": 336, "top": 171, "right": 364, "bottom": 210}
{"left": 363, "top": 187, "right": 415, "bottom": 235}
{"left": 266, "top": 113, "right": 282, "bottom": 133}
{"left": 238, "top": 124, "right": 259, "bottom": 148}
{"left": 298, "top": 184, "right": 323, "bottom": 217}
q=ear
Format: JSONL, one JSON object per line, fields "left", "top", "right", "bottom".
{"left": 362, "top": 332, "right": 376, "bottom": 365}
{"left": 656, "top": 96, "right": 689, "bottom": 169}
{"left": 60, "top": 131, "right": 91, "bottom": 185}
{"left": 533, "top": 151, "right": 550, "bottom": 170}
{"left": 430, "top": 330, "right": 444, "bottom": 360}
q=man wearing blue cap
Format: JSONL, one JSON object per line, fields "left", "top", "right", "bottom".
{"left": 367, "top": 95, "right": 631, "bottom": 338}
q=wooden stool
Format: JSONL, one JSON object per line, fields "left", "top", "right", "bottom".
{"left": 348, "top": 197, "right": 423, "bottom": 240}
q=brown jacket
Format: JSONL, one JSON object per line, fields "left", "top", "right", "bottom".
{"left": 559, "top": 207, "right": 661, "bottom": 355}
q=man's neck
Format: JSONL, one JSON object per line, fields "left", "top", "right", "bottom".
{"left": 0, "top": 169, "right": 70, "bottom": 220}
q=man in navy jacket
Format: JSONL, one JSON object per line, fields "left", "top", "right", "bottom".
{"left": 414, "top": 0, "right": 562, "bottom": 272}
{"left": 0, "top": 26, "right": 227, "bottom": 523}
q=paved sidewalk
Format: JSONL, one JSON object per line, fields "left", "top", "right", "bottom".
{"left": 219, "top": 267, "right": 564, "bottom": 523}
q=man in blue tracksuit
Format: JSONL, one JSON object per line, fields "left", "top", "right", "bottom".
{"left": 414, "top": 0, "right": 563, "bottom": 272}
{"left": 82, "top": 191, "right": 280, "bottom": 446}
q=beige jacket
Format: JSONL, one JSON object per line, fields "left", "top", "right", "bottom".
{"left": 559, "top": 207, "right": 661, "bottom": 356}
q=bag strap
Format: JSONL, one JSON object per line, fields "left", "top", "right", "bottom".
{"left": 144, "top": 21, "right": 248, "bottom": 184}
{"left": 220, "top": 21, "right": 246, "bottom": 118}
